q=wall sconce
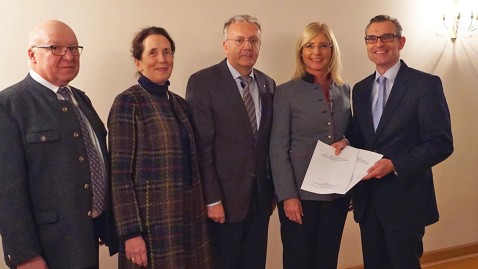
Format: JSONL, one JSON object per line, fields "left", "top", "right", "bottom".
{"left": 442, "top": 6, "right": 478, "bottom": 41}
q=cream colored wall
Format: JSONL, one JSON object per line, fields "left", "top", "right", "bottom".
{"left": 1, "top": 0, "right": 477, "bottom": 268}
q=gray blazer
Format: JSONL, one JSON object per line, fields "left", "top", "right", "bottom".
{"left": 270, "top": 77, "right": 351, "bottom": 202}
{"left": 0, "top": 75, "right": 117, "bottom": 268}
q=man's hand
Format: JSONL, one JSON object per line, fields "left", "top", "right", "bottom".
{"left": 125, "top": 236, "right": 148, "bottom": 267}
{"left": 283, "top": 198, "right": 303, "bottom": 224}
{"left": 363, "top": 158, "right": 395, "bottom": 180}
{"left": 207, "top": 203, "right": 225, "bottom": 223}
{"left": 17, "top": 255, "right": 48, "bottom": 269}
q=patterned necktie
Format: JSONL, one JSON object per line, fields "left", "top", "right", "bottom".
{"left": 58, "top": 87, "right": 105, "bottom": 214}
{"left": 372, "top": 76, "right": 387, "bottom": 131}
{"left": 240, "top": 76, "right": 257, "bottom": 137}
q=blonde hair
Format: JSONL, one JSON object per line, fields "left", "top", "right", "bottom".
{"left": 292, "top": 22, "right": 344, "bottom": 85}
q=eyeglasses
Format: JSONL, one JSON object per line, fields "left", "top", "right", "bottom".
{"left": 32, "top": 45, "right": 84, "bottom": 56}
{"left": 302, "top": 43, "right": 332, "bottom": 50}
{"left": 364, "top": 34, "right": 401, "bottom": 44}
{"left": 226, "top": 38, "right": 261, "bottom": 47}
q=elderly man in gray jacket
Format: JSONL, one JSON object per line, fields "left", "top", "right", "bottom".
{"left": 0, "top": 20, "right": 117, "bottom": 269}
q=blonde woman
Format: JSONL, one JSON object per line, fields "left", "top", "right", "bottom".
{"left": 269, "top": 22, "right": 351, "bottom": 269}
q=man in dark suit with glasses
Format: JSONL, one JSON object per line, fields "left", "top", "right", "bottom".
{"left": 348, "top": 14, "right": 453, "bottom": 269}
{"left": 186, "top": 14, "right": 275, "bottom": 269}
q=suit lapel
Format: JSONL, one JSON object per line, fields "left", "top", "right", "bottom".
{"left": 72, "top": 89, "right": 107, "bottom": 145}
{"left": 255, "top": 72, "right": 272, "bottom": 142}
{"left": 355, "top": 75, "right": 376, "bottom": 141}
{"left": 374, "top": 63, "right": 409, "bottom": 136}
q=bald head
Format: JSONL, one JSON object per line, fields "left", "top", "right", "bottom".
{"left": 29, "top": 20, "right": 77, "bottom": 48}
{"left": 28, "top": 20, "right": 80, "bottom": 86}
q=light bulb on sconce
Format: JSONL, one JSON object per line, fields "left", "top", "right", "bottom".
{"left": 443, "top": 10, "right": 478, "bottom": 41}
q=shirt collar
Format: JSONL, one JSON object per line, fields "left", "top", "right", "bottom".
{"left": 302, "top": 72, "right": 315, "bottom": 83}
{"left": 226, "top": 59, "right": 255, "bottom": 81}
{"left": 29, "top": 69, "right": 70, "bottom": 92}
{"left": 375, "top": 60, "right": 401, "bottom": 83}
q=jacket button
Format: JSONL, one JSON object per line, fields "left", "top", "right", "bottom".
{"left": 327, "top": 135, "right": 332, "bottom": 139}
{"left": 79, "top": 156, "right": 85, "bottom": 162}
{"left": 84, "top": 183, "right": 90, "bottom": 189}
{"left": 40, "top": 135, "right": 47, "bottom": 142}
{"left": 73, "top": 132, "right": 80, "bottom": 138}
{"left": 7, "top": 255, "right": 11, "bottom": 261}
{"left": 87, "top": 211, "right": 92, "bottom": 217}
{"left": 326, "top": 122, "right": 332, "bottom": 126}
{"left": 62, "top": 107, "right": 69, "bottom": 112}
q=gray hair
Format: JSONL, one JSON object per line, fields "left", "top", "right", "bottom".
{"left": 223, "top": 14, "right": 261, "bottom": 40}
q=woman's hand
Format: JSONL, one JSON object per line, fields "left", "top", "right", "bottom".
{"left": 284, "top": 198, "right": 304, "bottom": 224}
{"left": 125, "top": 236, "right": 148, "bottom": 267}
{"left": 331, "top": 138, "right": 349, "bottom": 156}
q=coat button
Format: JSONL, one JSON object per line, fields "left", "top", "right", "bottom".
{"left": 84, "top": 183, "right": 90, "bottom": 189}
{"left": 73, "top": 132, "right": 80, "bottom": 138}
{"left": 327, "top": 135, "right": 332, "bottom": 139}
{"left": 7, "top": 255, "right": 11, "bottom": 261}
{"left": 79, "top": 156, "right": 85, "bottom": 162}
{"left": 62, "top": 107, "right": 69, "bottom": 112}
{"left": 40, "top": 135, "right": 47, "bottom": 142}
{"left": 326, "top": 122, "right": 332, "bottom": 126}
{"left": 87, "top": 211, "right": 92, "bottom": 217}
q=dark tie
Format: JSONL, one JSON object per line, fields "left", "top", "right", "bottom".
{"left": 58, "top": 87, "right": 105, "bottom": 214}
{"left": 372, "top": 76, "right": 387, "bottom": 131}
{"left": 240, "top": 76, "right": 257, "bottom": 137}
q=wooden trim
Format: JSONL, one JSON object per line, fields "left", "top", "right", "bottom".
{"left": 345, "top": 265, "right": 363, "bottom": 269}
{"left": 344, "top": 242, "right": 478, "bottom": 269}
{"left": 420, "top": 242, "right": 478, "bottom": 264}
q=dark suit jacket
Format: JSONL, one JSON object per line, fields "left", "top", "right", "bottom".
{"left": 349, "top": 60, "right": 453, "bottom": 231}
{"left": 0, "top": 74, "right": 118, "bottom": 269}
{"left": 186, "top": 59, "right": 275, "bottom": 223}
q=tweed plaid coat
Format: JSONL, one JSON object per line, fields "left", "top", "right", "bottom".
{"left": 108, "top": 84, "right": 212, "bottom": 269}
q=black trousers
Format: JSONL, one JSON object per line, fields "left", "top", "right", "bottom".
{"left": 209, "top": 196, "right": 270, "bottom": 269}
{"left": 278, "top": 197, "right": 350, "bottom": 269}
{"left": 360, "top": 203, "right": 425, "bottom": 269}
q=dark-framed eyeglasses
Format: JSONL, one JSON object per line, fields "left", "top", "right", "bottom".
{"left": 31, "top": 45, "right": 84, "bottom": 56}
{"left": 226, "top": 38, "right": 261, "bottom": 47}
{"left": 364, "top": 34, "right": 401, "bottom": 44}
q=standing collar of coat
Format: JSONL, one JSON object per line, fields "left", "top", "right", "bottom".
{"left": 138, "top": 75, "right": 170, "bottom": 99}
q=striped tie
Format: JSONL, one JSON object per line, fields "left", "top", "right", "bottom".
{"left": 58, "top": 87, "right": 105, "bottom": 214}
{"left": 240, "top": 76, "right": 257, "bottom": 137}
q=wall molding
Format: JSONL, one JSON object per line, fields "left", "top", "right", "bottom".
{"left": 345, "top": 242, "right": 478, "bottom": 269}
{"left": 421, "top": 242, "right": 478, "bottom": 265}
